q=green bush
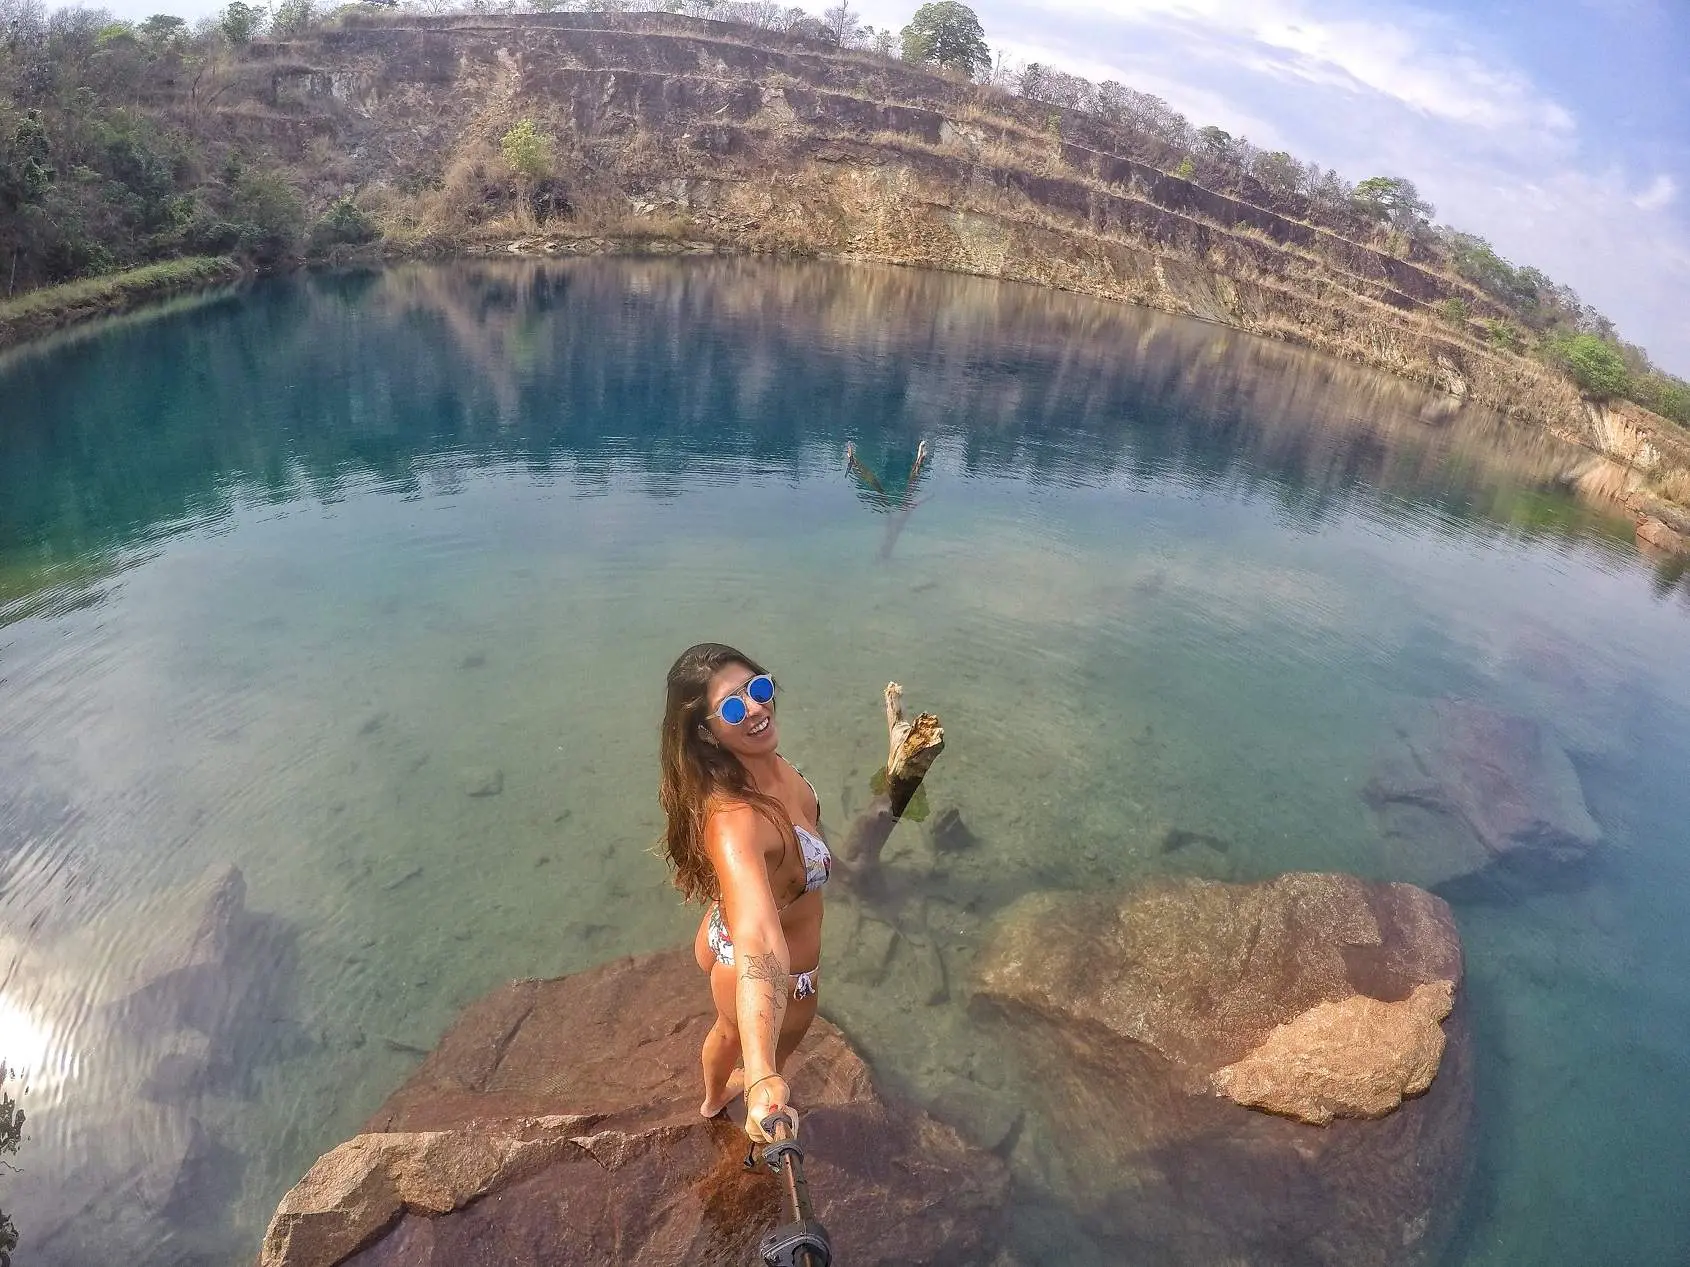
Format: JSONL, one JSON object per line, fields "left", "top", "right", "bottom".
{"left": 1630, "top": 371, "right": 1690, "bottom": 427}
{"left": 230, "top": 168, "right": 304, "bottom": 265}
{"left": 307, "top": 196, "right": 380, "bottom": 253}
{"left": 1483, "top": 318, "right": 1523, "bottom": 353}
{"left": 1435, "top": 297, "right": 1469, "bottom": 326}
{"left": 1547, "top": 333, "right": 1629, "bottom": 400}
{"left": 500, "top": 120, "right": 554, "bottom": 183}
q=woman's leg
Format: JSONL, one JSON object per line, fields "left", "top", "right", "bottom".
{"left": 775, "top": 980, "right": 818, "bottom": 1068}
{"left": 700, "top": 961, "right": 744, "bottom": 1118}
{"left": 700, "top": 962, "right": 821, "bottom": 1117}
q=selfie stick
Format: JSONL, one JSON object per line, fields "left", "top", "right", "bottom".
{"left": 756, "top": 1113, "right": 832, "bottom": 1267}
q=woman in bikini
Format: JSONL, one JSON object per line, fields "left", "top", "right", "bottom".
{"left": 659, "top": 642, "right": 831, "bottom": 1143}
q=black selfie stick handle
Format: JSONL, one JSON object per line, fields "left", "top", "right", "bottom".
{"left": 758, "top": 1114, "right": 831, "bottom": 1267}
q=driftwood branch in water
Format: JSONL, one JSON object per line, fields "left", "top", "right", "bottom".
{"left": 844, "top": 441, "right": 886, "bottom": 495}
{"left": 839, "top": 682, "right": 945, "bottom": 889}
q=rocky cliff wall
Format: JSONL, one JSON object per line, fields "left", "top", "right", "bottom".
{"left": 202, "top": 13, "right": 1690, "bottom": 514}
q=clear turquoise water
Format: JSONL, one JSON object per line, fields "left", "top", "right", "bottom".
{"left": 1, "top": 259, "right": 1687, "bottom": 1265}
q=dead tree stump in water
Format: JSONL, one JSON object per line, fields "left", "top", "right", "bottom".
{"left": 838, "top": 682, "right": 945, "bottom": 895}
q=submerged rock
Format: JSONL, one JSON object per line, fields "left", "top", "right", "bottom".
{"left": 260, "top": 947, "right": 1008, "bottom": 1267}
{"left": 930, "top": 806, "right": 979, "bottom": 852}
{"left": 973, "top": 872, "right": 1470, "bottom": 1266}
{"left": 1364, "top": 697, "right": 1601, "bottom": 895}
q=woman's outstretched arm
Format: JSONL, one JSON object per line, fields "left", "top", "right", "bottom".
{"left": 706, "top": 804, "right": 793, "bottom": 1136}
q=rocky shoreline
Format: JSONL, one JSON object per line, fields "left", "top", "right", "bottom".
{"left": 259, "top": 947, "right": 1009, "bottom": 1267}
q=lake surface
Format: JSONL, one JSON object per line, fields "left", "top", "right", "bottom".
{"left": 2, "top": 259, "right": 1688, "bottom": 1266}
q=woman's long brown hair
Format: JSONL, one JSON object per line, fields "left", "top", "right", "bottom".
{"left": 659, "top": 642, "right": 795, "bottom": 904}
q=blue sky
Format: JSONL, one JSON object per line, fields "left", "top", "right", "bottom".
{"left": 101, "top": 0, "right": 1690, "bottom": 373}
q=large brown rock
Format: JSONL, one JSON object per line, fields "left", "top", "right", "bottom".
{"left": 260, "top": 947, "right": 1008, "bottom": 1267}
{"left": 973, "top": 872, "right": 1471, "bottom": 1267}
{"left": 1364, "top": 697, "right": 1601, "bottom": 894}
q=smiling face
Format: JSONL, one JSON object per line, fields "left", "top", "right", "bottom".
{"left": 702, "top": 661, "right": 779, "bottom": 759}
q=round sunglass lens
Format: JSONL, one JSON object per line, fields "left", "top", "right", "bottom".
{"left": 747, "top": 675, "right": 775, "bottom": 704}
{"left": 719, "top": 696, "right": 748, "bottom": 726}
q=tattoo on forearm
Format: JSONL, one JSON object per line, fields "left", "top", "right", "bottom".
{"left": 742, "top": 950, "right": 790, "bottom": 1037}
{"left": 744, "top": 951, "right": 788, "bottom": 988}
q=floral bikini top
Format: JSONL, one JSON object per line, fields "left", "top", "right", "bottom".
{"left": 784, "top": 759, "right": 832, "bottom": 905}
{"left": 791, "top": 822, "right": 832, "bottom": 899}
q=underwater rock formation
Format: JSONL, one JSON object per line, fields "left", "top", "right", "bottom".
{"left": 973, "top": 871, "right": 1470, "bottom": 1267}
{"left": 1365, "top": 697, "right": 1602, "bottom": 896}
{"left": 259, "top": 946, "right": 1007, "bottom": 1267}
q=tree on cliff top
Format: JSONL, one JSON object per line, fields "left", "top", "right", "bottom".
{"left": 821, "top": 2, "right": 864, "bottom": 47}
{"left": 1352, "top": 175, "right": 1434, "bottom": 232}
{"left": 218, "top": 1, "right": 265, "bottom": 46}
{"left": 900, "top": 2, "right": 990, "bottom": 78}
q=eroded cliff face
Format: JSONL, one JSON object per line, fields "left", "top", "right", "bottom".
{"left": 205, "top": 12, "right": 1689, "bottom": 515}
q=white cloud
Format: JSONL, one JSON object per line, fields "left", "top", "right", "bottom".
{"left": 1444, "top": 162, "right": 1690, "bottom": 366}
{"left": 1635, "top": 174, "right": 1678, "bottom": 211}
{"left": 1015, "top": 0, "right": 1577, "bottom": 138}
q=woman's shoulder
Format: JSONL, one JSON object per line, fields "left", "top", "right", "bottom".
{"left": 701, "top": 796, "right": 773, "bottom": 846}
{"left": 701, "top": 800, "right": 783, "bottom": 876}
{"left": 778, "top": 754, "right": 819, "bottom": 808}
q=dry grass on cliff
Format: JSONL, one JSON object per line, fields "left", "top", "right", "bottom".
{"left": 414, "top": 138, "right": 505, "bottom": 237}
{"left": 1654, "top": 468, "right": 1690, "bottom": 503}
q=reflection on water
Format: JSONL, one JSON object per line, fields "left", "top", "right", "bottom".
{"left": 0, "top": 259, "right": 1687, "bottom": 1266}
{"left": 0, "top": 997, "right": 69, "bottom": 1091}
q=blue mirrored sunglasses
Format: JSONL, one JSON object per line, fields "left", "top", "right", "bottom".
{"left": 706, "top": 674, "right": 777, "bottom": 726}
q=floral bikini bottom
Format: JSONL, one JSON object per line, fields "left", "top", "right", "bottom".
{"left": 706, "top": 902, "right": 820, "bottom": 1000}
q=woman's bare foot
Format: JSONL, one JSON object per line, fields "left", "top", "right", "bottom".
{"left": 700, "top": 1066, "right": 745, "bottom": 1119}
